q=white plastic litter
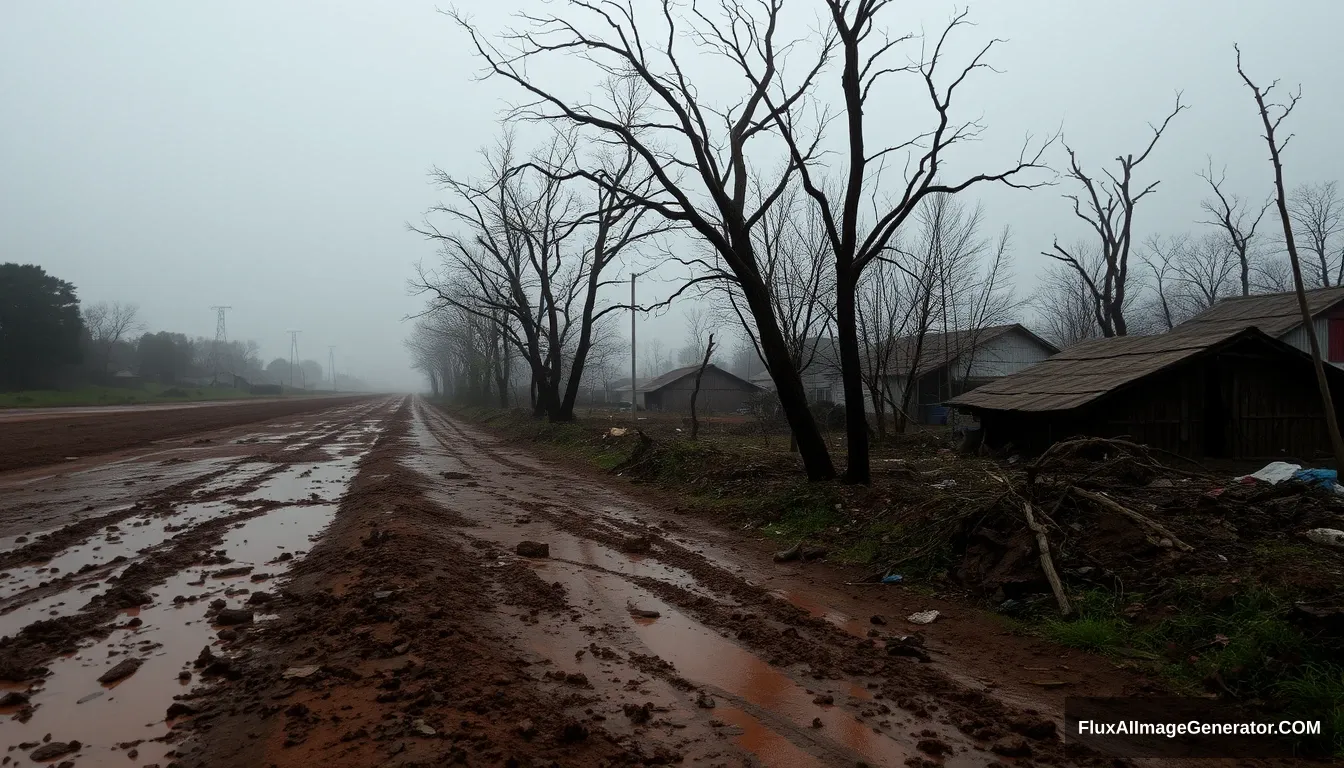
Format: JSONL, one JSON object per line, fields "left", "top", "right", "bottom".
{"left": 1234, "top": 461, "right": 1301, "bottom": 485}
{"left": 609, "top": 427, "right": 628, "bottom": 437}
{"left": 1304, "top": 528, "right": 1344, "bottom": 549}
{"left": 907, "top": 610, "right": 940, "bottom": 625}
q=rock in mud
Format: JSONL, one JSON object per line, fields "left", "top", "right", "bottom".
{"left": 1011, "top": 717, "right": 1058, "bottom": 741}
{"left": 166, "top": 702, "right": 197, "bottom": 718}
{"left": 515, "top": 541, "right": 549, "bottom": 558}
{"left": 0, "top": 691, "right": 30, "bottom": 707}
{"left": 991, "top": 736, "right": 1032, "bottom": 757}
{"left": 97, "top": 657, "right": 143, "bottom": 684}
{"left": 558, "top": 720, "right": 590, "bottom": 743}
{"left": 214, "top": 608, "right": 254, "bottom": 626}
{"left": 247, "top": 591, "right": 274, "bottom": 605}
{"left": 517, "top": 720, "right": 537, "bottom": 740}
{"left": 213, "top": 566, "right": 254, "bottom": 579}
{"left": 627, "top": 606, "right": 660, "bottom": 620}
{"left": 917, "top": 737, "right": 952, "bottom": 756}
{"left": 619, "top": 535, "right": 651, "bottom": 554}
{"left": 870, "top": 614, "right": 887, "bottom": 625}
{"left": 773, "top": 543, "right": 802, "bottom": 563}
{"left": 695, "top": 692, "right": 716, "bottom": 709}
{"left": 194, "top": 646, "right": 216, "bottom": 668}
{"left": 622, "top": 703, "right": 653, "bottom": 725}
{"left": 812, "top": 694, "right": 834, "bottom": 706}
{"left": 799, "top": 545, "right": 827, "bottom": 561}
{"left": 29, "top": 741, "right": 80, "bottom": 761}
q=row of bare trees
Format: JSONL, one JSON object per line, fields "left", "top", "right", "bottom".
{"left": 408, "top": 78, "right": 662, "bottom": 421}
{"left": 430, "top": 2, "right": 1341, "bottom": 482}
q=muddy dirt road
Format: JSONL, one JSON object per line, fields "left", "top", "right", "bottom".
{"left": 2, "top": 396, "right": 1136, "bottom": 766}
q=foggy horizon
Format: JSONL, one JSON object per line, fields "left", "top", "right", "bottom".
{"left": 6, "top": 1, "right": 1344, "bottom": 391}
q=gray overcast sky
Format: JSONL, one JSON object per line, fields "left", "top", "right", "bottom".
{"left": 4, "top": 1, "right": 1343, "bottom": 390}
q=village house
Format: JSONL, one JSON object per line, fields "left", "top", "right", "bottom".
{"left": 638, "top": 364, "right": 761, "bottom": 414}
{"left": 1174, "top": 285, "right": 1344, "bottom": 367}
{"left": 749, "top": 323, "right": 1058, "bottom": 424}
{"left": 946, "top": 325, "right": 1344, "bottom": 460}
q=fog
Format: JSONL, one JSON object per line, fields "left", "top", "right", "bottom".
{"left": 4, "top": 1, "right": 1343, "bottom": 391}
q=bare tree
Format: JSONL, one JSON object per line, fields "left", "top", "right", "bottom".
{"left": 1047, "top": 95, "right": 1187, "bottom": 338}
{"left": 1142, "top": 233, "right": 1239, "bottom": 330}
{"left": 768, "top": 5, "right": 1052, "bottom": 482}
{"left": 677, "top": 306, "right": 712, "bottom": 366}
{"left": 1199, "top": 159, "right": 1271, "bottom": 296}
{"left": 1033, "top": 245, "right": 1107, "bottom": 348}
{"left": 1236, "top": 44, "right": 1344, "bottom": 470}
{"left": 1287, "top": 181, "right": 1343, "bottom": 287}
{"left": 82, "top": 301, "right": 142, "bottom": 374}
{"left": 451, "top": 1, "right": 840, "bottom": 479}
{"left": 642, "top": 337, "right": 668, "bottom": 379}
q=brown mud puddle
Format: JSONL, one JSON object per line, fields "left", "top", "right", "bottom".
{"left": 0, "top": 399, "right": 392, "bottom": 766}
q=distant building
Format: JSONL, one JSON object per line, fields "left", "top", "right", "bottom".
{"left": 1175, "top": 286, "right": 1344, "bottom": 368}
{"left": 639, "top": 364, "right": 762, "bottom": 414}
{"left": 747, "top": 324, "right": 1058, "bottom": 424}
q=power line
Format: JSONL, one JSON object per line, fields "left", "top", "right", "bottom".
{"left": 210, "top": 305, "right": 231, "bottom": 385}
{"left": 286, "top": 330, "right": 301, "bottom": 391}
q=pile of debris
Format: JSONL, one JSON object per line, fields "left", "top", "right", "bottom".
{"left": 877, "top": 438, "right": 1344, "bottom": 620}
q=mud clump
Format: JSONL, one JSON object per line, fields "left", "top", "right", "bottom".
{"left": 515, "top": 541, "right": 550, "bottom": 558}
{"left": 97, "top": 657, "right": 143, "bottom": 684}
{"left": 29, "top": 741, "right": 81, "bottom": 761}
{"left": 214, "top": 608, "right": 254, "bottom": 626}
{"left": 619, "top": 535, "right": 652, "bottom": 554}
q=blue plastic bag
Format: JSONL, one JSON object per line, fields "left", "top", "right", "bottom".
{"left": 1293, "top": 468, "right": 1338, "bottom": 488}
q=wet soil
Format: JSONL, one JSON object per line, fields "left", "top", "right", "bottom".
{"left": 0, "top": 396, "right": 371, "bottom": 473}
{"left": 5, "top": 397, "right": 1285, "bottom": 766}
{"left": 162, "top": 400, "right": 1156, "bottom": 768}
{"left": 0, "top": 398, "right": 393, "bottom": 765}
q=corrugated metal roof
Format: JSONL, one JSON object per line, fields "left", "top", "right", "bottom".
{"left": 946, "top": 326, "right": 1260, "bottom": 413}
{"left": 1177, "top": 285, "right": 1344, "bottom": 336}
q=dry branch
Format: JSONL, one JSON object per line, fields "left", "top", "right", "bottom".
{"left": 1069, "top": 486, "right": 1194, "bottom": 552}
{"left": 1021, "top": 500, "right": 1072, "bottom": 616}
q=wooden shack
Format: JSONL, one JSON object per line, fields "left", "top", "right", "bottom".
{"left": 946, "top": 327, "right": 1344, "bottom": 459}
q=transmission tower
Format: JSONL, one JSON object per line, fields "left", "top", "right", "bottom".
{"left": 287, "top": 330, "right": 301, "bottom": 390}
{"left": 328, "top": 346, "right": 337, "bottom": 392}
{"left": 210, "top": 305, "right": 231, "bottom": 385}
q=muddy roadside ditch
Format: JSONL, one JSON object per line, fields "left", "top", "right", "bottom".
{"left": 445, "top": 405, "right": 1344, "bottom": 758}
{"left": 0, "top": 398, "right": 394, "bottom": 766}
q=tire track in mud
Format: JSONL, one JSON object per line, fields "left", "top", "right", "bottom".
{"left": 414, "top": 402, "right": 1093, "bottom": 766}
{"left": 0, "top": 397, "right": 399, "bottom": 763}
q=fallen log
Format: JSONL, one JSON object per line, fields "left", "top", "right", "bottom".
{"left": 1069, "top": 487, "right": 1194, "bottom": 552}
{"left": 1021, "top": 500, "right": 1072, "bottom": 616}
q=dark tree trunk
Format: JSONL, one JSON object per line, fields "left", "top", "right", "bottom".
{"left": 689, "top": 334, "right": 715, "bottom": 440}
{"left": 835, "top": 275, "right": 870, "bottom": 483}
{"left": 742, "top": 275, "right": 835, "bottom": 480}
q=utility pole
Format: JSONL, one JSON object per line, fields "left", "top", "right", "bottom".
{"left": 210, "top": 305, "right": 231, "bottom": 385}
{"left": 287, "top": 330, "right": 301, "bottom": 391}
{"left": 328, "top": 346, "right": 337, "bottom": 392}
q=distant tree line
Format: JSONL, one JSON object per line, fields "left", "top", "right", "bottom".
{"left": 0, "top": 262, "right": 362, "bottom": 393}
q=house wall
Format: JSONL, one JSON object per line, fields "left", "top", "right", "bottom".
{"left": 946, "top": 330, "right": 1056, "bottom": 379}
{"left": 1280, "top": 312, "right": 1344, "bottom": 369}
{"left": 977, "top": 340, "right": 1344, "bottom": 459}
{"left": 643, "top": 368, "right": 758, "bottom": 413}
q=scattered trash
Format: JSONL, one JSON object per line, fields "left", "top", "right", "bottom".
{"left": 880, "top": 574, "right": 903, "bottom": 585}
{"left": 608, "top": 427, "right": 628, "bottom": 437}
{"left": 1293, "top": 468, "right": 1339, "bottom": 487}
{"left": 412, "top": 719, "right": 436, "bottom": 737}
{"left": 1235, "top": 461, "right": 1301, "bottom": 485}
{"left": 283, "top": 665, "right": 322, "bottom": 679}
{"left": 1305, "top": 528, "right": 1344, "bottom": 549}
{"left": 907, "top": 610, "right": 940, "bottom": 625}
